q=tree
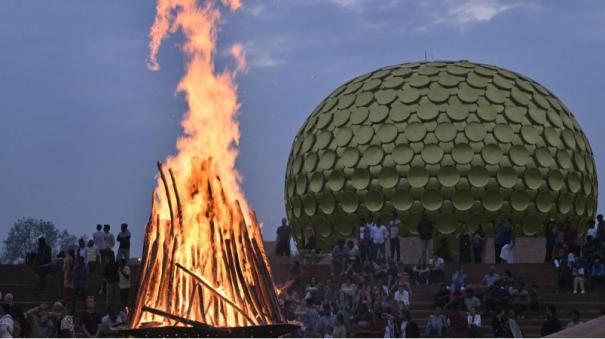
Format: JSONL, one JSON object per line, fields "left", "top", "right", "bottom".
{"left": 2, "top": 218, "right": 58, "bottom": 263}
{"left": 1, "top": 217, "right": 76, "bottom": 264}
{"left": 57, "top": 229, "right": 79, "bottom": 253}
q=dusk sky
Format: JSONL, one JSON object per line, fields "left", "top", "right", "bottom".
{"left": 1, "top": 0, "right": 604, "bottom": 256}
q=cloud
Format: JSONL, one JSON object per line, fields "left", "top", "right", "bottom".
{"left": 446, "top": 0, "right": 518, "bottom": 24}
{"left": 244, "top": 39, "right": 286, "bottom": 68}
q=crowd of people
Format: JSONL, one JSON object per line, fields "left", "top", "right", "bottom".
{"left": 545, "top": 216, "right": 605, "bottom": 295}
{"left": 0, "top": 223, "right": 132, "bottom": 337}
{"left": 274, "top": 212, "right": 605, "bottom": 337}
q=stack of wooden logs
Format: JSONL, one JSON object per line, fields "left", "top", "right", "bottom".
{"left": 130, "top": 158, "right": 284, "bottom": 328}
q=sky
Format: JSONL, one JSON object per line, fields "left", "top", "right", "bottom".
{"left": 1, "top": 0, "right": 605, "bottom": 257}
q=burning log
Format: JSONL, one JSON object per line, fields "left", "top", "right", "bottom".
{"left": 175, "top": 263, "right": 255, "bottom": 325}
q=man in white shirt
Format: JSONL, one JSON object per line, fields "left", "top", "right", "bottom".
{"left": 389, "top": 212, "right": 402, "bottom": 262}
{"left": 93, "top": 224, "right": 107, "bottom": 264}
{"left": 393, "top": 284, "right": 410, "bottom": 312}
{"left": 371, "top": 219, "right": 388, "bottom": 261}
{"left": 103, "top": 224, "right": 116, "bottom": 262}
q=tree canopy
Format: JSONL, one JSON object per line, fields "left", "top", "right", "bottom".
{"left": 1, "top": 217, "right": 77, "bottom": 263}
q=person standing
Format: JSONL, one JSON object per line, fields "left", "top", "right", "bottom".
{"left": 93, "top": 225, "right": 107, "bottom": 265}
{"left": 103, "top": 225, "right": 115, "bottom": 263}
{"left": 63, "top": 250, "right": 75, "bottom": 305}
{"left": 596, "top": 214, "right": 605, "bottom": 242}
{"left": 458, "top": 226, "right": 471, "bottom": 263}
{"left": 372, "top": 219, "right": 388, "bottom": 261}
{"left": 358, "top": 219, "right": 371, "bottom": 262}
{"left": 417, "top": 214, "right": 434, "bottom": 262}
{"left": 118, "top": 259, "right": 131, "bottom": 307}
{"left": 35, "top": 237, "right": 52, "bottom": 291}
{"left": 77, "top": 239, "right": 88, "bottom": 265}
{"left": 544, "top": 220, "right": 556, "bottom": 262}
{"left": 72, "top": 256, "right": 89, "bottom": 315}
{"left": 86, "top": 240, "right": 99, "bottom": 274}
{"left": 389, "top": 212, "right": 401, "bottom": 262}
{"left": 275, "top": 218, "right": 292, "bottom": 258}
{"left": 103, "top": 251, "right": 120, "bottom": 305}
{"left": 116, "top": 223, "right": 131, "bottom": 262}
{"left": 79, "top": 296, "right": 102, "bottom": 338}
{"left": 472, "top": 224, "right": 485, "bottom": 263}
{"left": 494, "top": 219, "right": 512, "bottom": 264}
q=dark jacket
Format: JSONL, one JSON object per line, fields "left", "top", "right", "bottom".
{"left": 540, "top": 316, "right": 562, "bottom": 337}
{"left": 404, "top": 321, "right": 419, "bottom": 338}
{"left": 417, "top": 219, "right": 433, "bottom": 240}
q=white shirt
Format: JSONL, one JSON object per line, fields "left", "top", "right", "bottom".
{"left": 389, "top": 218, "right": 401, "bottom": 239}
{"left": 467, "top": 314, "right": 481, "bottom": 327}
{"left": 394, "top": 289, "right": 410, "bottom": 307}
{"left": 373, "top": 225, "right": 388, "bottom": 244}
{"left": 0, "top": 314, "right": 14, "bottom": 338}
{"left": 93, "top": 230, "right": 106, "bottom": 250}
{"left": 77, "top": 247, "right": 88, "bottom": 262}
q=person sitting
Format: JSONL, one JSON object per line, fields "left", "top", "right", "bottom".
{"left": 339, "top": 277, "right": 357, "bottom": 308}
{"left": 428, "top": 254, "right": 446, "bottom": 283}
{"left": 332, "top": 313, "right": 347, "bottom": 338}
{"left": 451, "top": 286, "right": 467, "bottom": 304}
{"left": 566, "top": 310, "right": 582, "bottom": 329}
{"left": 501, "top": 269, "right": 515, "bottom": 289}
{"left": 100, "top": 304, "right": 127, "bottom": 334}
{"left": 463, "top": 289, "right": 481, "bottom": 312}
{"left": 582, "top": 235, "right": 604, "bottom": 260}
{"left": 449, "top": 267, "right": 467, "bottom": 292}
{"left": 481, "top": 266, "right": 500, "bottom": 288}
{"left": 399, "top": 310, "right": 420, "bottom": 338}
{"left": 0, "top": 304, "right": 13, "bottom": 338}
{"left": 344, "top": 240, "right": 361, "bottom": 275}
{"left": 434, "top": 284, "right": 450, "bottom": 309}
{"left": 491, "top": 308, "right": 510, "bottom": 337}
{"left": 79, "top": 296, "right": 101, "bottom": 338}
{"left": 304, "top": 277, "right": 320, "bottom": 304}
{"left": 510, "top": 281, "right": 529, "bottom": 318}
{"left": 529, "top": 284, "right": 541, "bottom": 311}
{"left": 507, "top": 309, "right": 524, "bottom": 338}
{"left": 331, "top": 239, "right": 348, "bottom": 275}
{"left": 484, "top": 280, "right": 511, "bottom": 313}
{"left": 393, "top": 283, "right": 411, "bottom": 313}
{"left": 572, "top": 261, "right": 586, "bottom": 294}
{"left": 466, "top": 307, "right": 482, "bottom": 338}
{"left": 590, "top": 258, "right": 605, "bottom": 289}
{"left": 444, "top": 301, "right": 468, "bottom": 338}
{"left": 425, "top": 306, "right": 447, "bottom": 337}
{"left": 412, "top": 259, "right": 431, "bottom": 285}
{"left": 540, "top": 304, "right": 562, "bottom": 337}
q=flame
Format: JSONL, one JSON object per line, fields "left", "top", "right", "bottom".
{"left": 130, "top": 0, "right": 283, "bottom": 329}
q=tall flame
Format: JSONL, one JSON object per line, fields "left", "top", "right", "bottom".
{"left": 130, "top": 0, "right": 283, "bottom": 329}
{"left": 149, "top": 0, "right": 249, "bottom": 222}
